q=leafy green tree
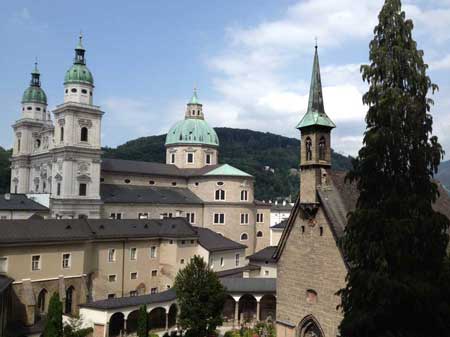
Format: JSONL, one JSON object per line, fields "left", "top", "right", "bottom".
{"left": 339, "top": 0, "right": 450, "bottom": 336}
{"left": 63, "top": 316, "right": 93, "bottom": 337}
{"left": 0, "top": 147, "right": 11, "bottom": 193}
{"left": 44, "top": 293, "right": 63, "bottom": 337}
{"left": 174, "top": 255, "right": 226, "bottom": 337}
{"left": 137, "top": 305, "right": 148, "bottom": 337}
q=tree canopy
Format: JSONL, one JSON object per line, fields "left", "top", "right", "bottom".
{"left": 44, "top": 293, "right": 63, "bottom": 337}
{"left": 339, "top": 1, "right": 450, "bottom": 336}
{"left": 173, "top": 255, "right": 226, "bottom": 337}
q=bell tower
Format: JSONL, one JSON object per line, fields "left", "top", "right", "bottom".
{"left": 297, "top": 45, "right": 335, "bottom": 205}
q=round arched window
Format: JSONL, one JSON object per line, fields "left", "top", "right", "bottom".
{"left": 71, "top": 88, "right": 77, "bottom": 93}
{"left": 240, "top": 233, "right": 248, "bottom": 241}
{"left": 256, "top": 231, "right": 263, "bottom": 238}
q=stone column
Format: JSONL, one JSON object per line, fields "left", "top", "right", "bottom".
{"left": 232, "top": 296, "right": 241, "bottom": 327}
{"left": 105, "top": 322, "right": 109, "bottom": 337}
{"left": 255, "top": 295, "right": 263, "bottom": 322}
{"left": 165, "top": 312, "right": 169, "bottom": 331}
{"left": 123, "top": 319, "right": 127, "bottom": 336}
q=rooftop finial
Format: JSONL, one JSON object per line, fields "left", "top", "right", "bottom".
{"left": 190, "top": 86, "right": 200, "bottom": 104}
{"left": 76, "top": 31, "right": 84, "bottom": 50}
{"left": 315, "top": 36, "right": 318, "bottom": 50}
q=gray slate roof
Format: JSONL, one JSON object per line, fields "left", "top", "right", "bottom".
{"left": 80, "top": 288, "right": 176, "bottom": 310}
{"left": 272, "top": 219, "right": 287, "bottom": 229}
{"left": 101, "top": 184, "right": 203, "bottom": 205}
{"left": 247, "top": 246, "right": 277, "bottom": 263}
{"left": 0, "top": 218, "right": 197, "bottom": 245}
{"left": 216, "top": 265, "right": 261, "bottom": 278}
{"left": 0, "top": 194, "right": 48, "bottom": 211}
{"left": 221, "top": 278, "right": 276, "bottom": 293}
{"left": 195, "top": 227, "right": 247, "bottom": 252}
{"left": 101, "top": 158, "right": 218, "bottom": 178}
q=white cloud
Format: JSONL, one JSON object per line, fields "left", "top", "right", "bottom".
{"left": 430, "top": 54, "right": 450, "bottom": 70}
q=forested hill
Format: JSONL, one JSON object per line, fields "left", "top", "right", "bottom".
{"left": 103, "top": 127, "right": 353, "bottom": 200}
{"left": 0, "top": 128, "right": 449, "bottom": 199}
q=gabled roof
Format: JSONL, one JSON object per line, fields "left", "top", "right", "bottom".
{"left": 247, "top": 246, "right": 277, "bottom": 263}
{"left": 204, "top": 164, "right": 252, "bottom": 177}
{"left": 0, "top": 194, "right": 48, "bottom": 211}
{"left": 274, "top": 171, "right": 450, "bottom": 262}
{"left": 195, "top": 227, "right": 247, "bottom": 252}
{"left": 100, "top": 184, "right": 203, "bottom": 205}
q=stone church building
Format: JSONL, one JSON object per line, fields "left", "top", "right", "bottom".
{"left": 9, "top": 35, "right": 272, "bottom": 255}
{"left": 274, "top": 47, "right": 450, "bottom": 337}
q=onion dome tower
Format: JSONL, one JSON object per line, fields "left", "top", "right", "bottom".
{"left": 165, "top": 89, "right": 219, "bottom": 168}
{"left": 63, "top": 33, "right": 94, "bottom": 105}
{"left": 21, "top": 62, "right": 48, "bottom": 120}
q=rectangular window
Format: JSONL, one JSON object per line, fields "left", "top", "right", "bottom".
{"left": 240, "top": 190, "right": 248, "bottom": 201}
{"left": 220, "top": 257, "right": 224, "bottom": 267}
{"left": 240, "top": 213, "right": 249, "bottom": 224}
{"left": 31, "top": 255, "right": 41, "bottom": 271}
{"left": 213, "top": 213, "right": 225, "bottom": 224}
{"left": 60, "top": 127, "right": 64, "bottom": 142}
{"left": 256, "top": 213, "right": 264, "bottom": 223}
{"left": 108, "top": 248, "right": 116, "bottom": 262}
{"left": 187, "top": 153, "right": 194, "bottom": 164}
{"left": 79, "top": 183, "right": 87, "bottom": 196}
{"left": 170, "top": 153, "right": 175, "bottom": 164}
{"left": 206, "top": 154, "right": 211, "bottom": 165}
{"left": 151, "top": 270, "right": 158, "bottom": 277}
{"left": 110, "top": 213, "right": 123, "bottom": 220}
{"left": 130, "top": 291, "right": 138, "bottom": 297}
{"left": 62, "top": 253, "right": 71, "bottom": 269}
{"left": 150, "top": 246, "right": 157, "bottom": 258}
{"left": 108, "top": 274, "right": 117, "bottom": 282}
{"left": 235, "top": 254, "right": 240, "bottom": 267}
{"left": 0, "top": 257, "right": 8, "bottom": 273}
{"left": 186, "top": 212, "right": 195, "bottom": 224}
{"left": 130, "top": 248, "right": 137, "bottom": 260}
{"left": 130, "top": 272, "right": 138, "bottom": 280}
{"left": 151, "top": 288, "right": 158, "bottom": 294}
{"left": 215, "top": 189, "right": 225, "bottom": 201}
{"left": 57, "top": 183, "right": 61, "bottom": 196}
{"left": 138, "top": 212, "right": 148, "bottom": 219}
{"left": 0, "top": 216, "right": 7, "bottom": 220}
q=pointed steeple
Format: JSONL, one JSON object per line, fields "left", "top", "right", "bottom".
{"left": 296, "top": 45, "right": 335, "bottom": 130}
{"left": 188, "top": 87, "right": 200, "bottom": 105}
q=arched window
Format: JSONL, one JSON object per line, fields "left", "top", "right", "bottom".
{"left": 240, "top": 233, "right": 248, "bottom": 241}
{"left": 306, "top": 289, "right": 318, "bottom": 304}
{"left": 256, "top": 231, "right": 263, "bottom": 237}
{"left": 35, "top": 139, "right": 41, "bottom": 149}
{"left": 215, "top": 189, "right": 225, "bottom": 201}
{"left": 37, "top": 289, "right": 47, "bottom": 314}
{"left": 80, "top": 127, "right": 88, "bottom": 142}
{"left": 65, "top": 286, "right": 75, "bottom": 314}
{"left": 305, "top": 137, "right": 312, "bottom": 161}
{"left": 319, "top": 136, "right": 326, "bottom": 160}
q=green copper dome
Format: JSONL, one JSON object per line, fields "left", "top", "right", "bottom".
{"left": 22, "top": 62, "right": 47, "bottom": 104}
{"left": 64, "top": 34, "right": 94, "bottom": 85}
{"left": 64, "top": 64, "right": 94, "bottom": 85}
{"left": 165, "top": 119, "right": 219, "bottom": 147}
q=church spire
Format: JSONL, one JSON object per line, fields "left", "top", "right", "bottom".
{"left": 296, "top": 45, "right": 335, "bottom": 130}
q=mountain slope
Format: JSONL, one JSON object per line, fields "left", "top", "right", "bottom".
{"left": 103, "top": 127, "right": 353, "bottom": 200}
{"left": 436, "top": 160, "right": 450, "bottom": 192}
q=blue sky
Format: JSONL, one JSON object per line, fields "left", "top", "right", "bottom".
{"left": 2, "top": 0, "right": 450, "bottom": 158}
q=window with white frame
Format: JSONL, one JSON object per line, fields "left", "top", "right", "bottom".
{"left": 31, "top": 255, "right": 41, "bottom": 271}
{"left": 130, "top": 291, "right": 138, "bottom": 297}
{"left": 170, "top": 153, "right": 176, "bottom": 164}
{"left": 151, "top": 287, "right": 158, "bottom": 294}
{"left": 186, "top": 212, "right": 195, "bottom": 224}
{"left": 138, "top": 212, "right": 149, "bottom": 219}
{"left": 206, "top": 153, "right": 212, "bottom": 165}
{"left": 215, "top": 189, "right": 225, "bottom": 201}
{"left": 187, "top": 153, "right": 194, "bottom": 164}
{"left": 110, "top": 213, "right": 122, "bottom": 220}
{"left": 213, "top": 213, "right": 225, "bottom": 224}
{"left": 240, "top": 190, "right": 248, "bottom": 201}
{"left": 130, "top": 248, "right": 137, "bottom": 260}
{"left": 150, "top": 246, "right": 157, "bottom": 258}
{"left": 108, "top": 275, "right": 117, "bottom": 282}
{"left": 108, "top": 248, "right": 116, "bottom": 262}
{"left": 240, "top": 233, "right": 248, "bottom": 241}
{"left": 0, "top": 257, "right": 8, "bottom": 273}
{"left": 235, "top": 254, "right": 240, "bottom": 267}
{"left": 130, "top": 272, "right": 138, "bottom": 280}
{"left": 256, "top": 213, "right": 264, "bottom": 223}
{"left": 62, "top": 253, "right": 71, "bottom": 269}
{"left": 240, "top": 213, "right": 249, "bottom": 224}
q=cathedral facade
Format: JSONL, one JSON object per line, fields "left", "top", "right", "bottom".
{"left": 9, "top": 35, "right": 271, "bottom": 255}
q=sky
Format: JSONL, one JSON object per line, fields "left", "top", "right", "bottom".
{"left": 1, "top": 0, "right": 450, "bottom": 158}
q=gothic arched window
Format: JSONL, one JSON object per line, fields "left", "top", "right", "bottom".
{"left": 305, "top": 137, "right": 312, "bottom": 161}
{"left": 80, "top": 127, "right": 88, "bottom": 142}
{"left": 319, "top": 136, "right": 326, "bottom": 160}
{"left": 65, "top": 286, "right": 75, "bottom": 314}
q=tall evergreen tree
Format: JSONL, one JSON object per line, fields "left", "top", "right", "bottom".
{"left": 44, "top": 293, "right": 63, "bottom": 337}
{"left": 174, "top": 255, "right": 226, "bottom": 337}
{"left": 339, "top": 1, "right": 450, "bottom": 336}
{"left": 137, "top": 305, "right": 148, "bottom": 337}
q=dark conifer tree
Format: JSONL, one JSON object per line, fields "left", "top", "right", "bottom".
{"left": 44, "top": 293, "right": 63, "bottom": 337}
{"left": 339, "top": 1, "right": 450, "bottom": 336}
{"left": 137, "top": 305, "right": 148, "bottom": 337}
